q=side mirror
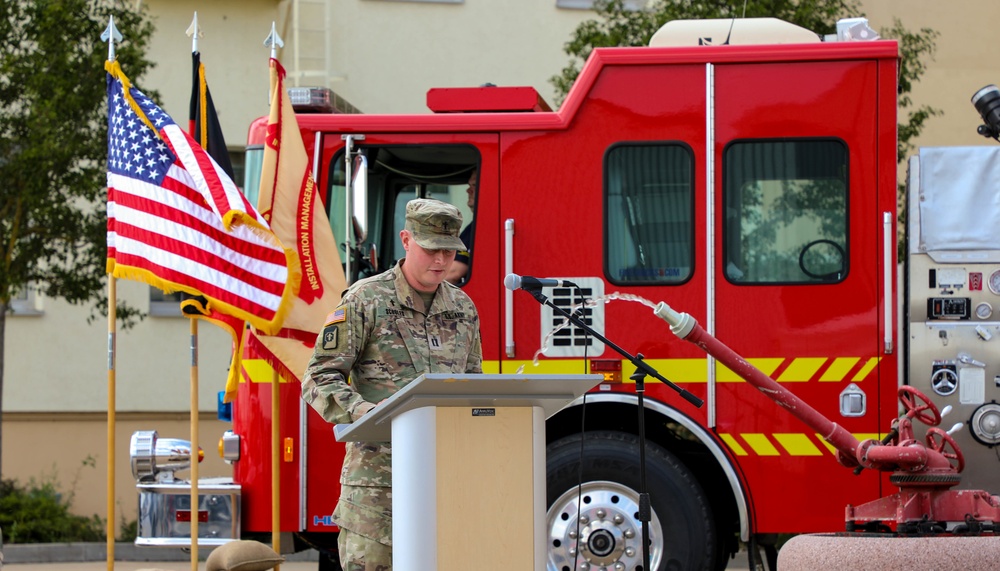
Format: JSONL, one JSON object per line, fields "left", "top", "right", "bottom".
{"left": 351, "top": 154, "right": 368, "bottom": 241}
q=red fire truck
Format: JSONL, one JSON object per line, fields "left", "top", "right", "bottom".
{"left": 129, "top": 16, "right": 1000, "bottom": 571}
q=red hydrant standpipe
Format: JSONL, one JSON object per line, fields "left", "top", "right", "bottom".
{"left": 653, "top": 301, "right": 1000, "bottom": 531}
{"left": 653, "top": 302, "right": 864, "bottom": 467}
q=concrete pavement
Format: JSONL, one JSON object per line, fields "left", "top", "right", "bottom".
{"left": 0, "top": 542, "right": 319, "bottom": 571}
{"left": 1, "top": 543, "right": 755, "bottom": 570}
{"left": 4, "top": 563, "right": 317, "bottom": 571}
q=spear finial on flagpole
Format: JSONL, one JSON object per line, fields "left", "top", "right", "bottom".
{"left": 101, "top": 15, "right": 123, "bottom": 62}
{"left": 263, "top": 21, "right": 284, "bottom": 60}
{"left": 186, "top": 11, "right": 202, "bottom": 54}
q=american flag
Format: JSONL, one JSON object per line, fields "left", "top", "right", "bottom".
{"left": 106, "top": 61, "right": 298, "bottom": 334}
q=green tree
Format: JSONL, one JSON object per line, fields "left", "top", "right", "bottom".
{"left": 551, "top": 1, "right": 940, "bottom": 243}
{"left": 0, "top": 0, "right": 153, "bottom": 478}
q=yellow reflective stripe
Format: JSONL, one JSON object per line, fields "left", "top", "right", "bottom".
{"left": 773, "top": 433, "right": 823, "bottom": 456}
{"left": 500, "top": 360, "right": 588, "bottom": 374}
{"left": 630, "top": 359, "right": 707, "bottom": 383}
{"left": 719, "top": 433, "right": 748, "bottom": 456}
{"left": 820, "top": 357, "right": 861, "bottom": 382}
{"left": 741, "top": 433, "right": 780, "bottom": 456}
{"left": 244, "top": 356, "right": 878, "bottom": 384}
{"left": 777, "top": 358, "right": 827, "bottom": 382}
{"left": 728, "top": 432, "right": 890, "bottom": 457}
{"left": 718, "top": 358, "right": 784, "bottom": 382}
{"left": 242, "top": 359, "right": 505, "bottom": 382}
{"left": 243, "top": 359, "right": 276, "bottom": 383}
{"left": 851, "top": 357, "right": 881, "bottom": 382}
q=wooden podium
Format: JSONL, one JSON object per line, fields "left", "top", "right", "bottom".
{"left": 334, "top": 373, "right": 602, "bottom": 571}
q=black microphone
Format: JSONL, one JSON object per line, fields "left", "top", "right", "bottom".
{"left": 504, "top": 273, "right": 577, "bottom": 290}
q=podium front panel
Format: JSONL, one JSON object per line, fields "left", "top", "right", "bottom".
{"left": 393, "top": 405, "right": 546, "bottom": 570}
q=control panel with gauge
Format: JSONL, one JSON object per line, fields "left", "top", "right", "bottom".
{"left": 906, "top": 146, "right": 1000, "bottom": 495}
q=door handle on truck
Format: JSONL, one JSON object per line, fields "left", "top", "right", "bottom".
{"left": 884, "top": 211, "right": 894, "bottom": 354}
{"left": 505, "top": 218, "right": 515, "bottom": 358}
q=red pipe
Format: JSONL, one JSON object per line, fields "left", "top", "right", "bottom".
{"left": 654, "top": 302, "right": 863, "bottom": 464}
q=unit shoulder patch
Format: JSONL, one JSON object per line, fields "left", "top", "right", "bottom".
{"left": 322, "top": 324, "right": 339, "bottom": 350}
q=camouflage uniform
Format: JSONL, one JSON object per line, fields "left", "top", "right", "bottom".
{"left": 302, "top": 199, "right": 482, "bottom": 570}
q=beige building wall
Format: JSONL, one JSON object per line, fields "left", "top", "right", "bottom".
{"left": 862, "top": 1, "right": 1000, "bottom": 148}
{"left": 4, "top": 0, "right": 1000, "bottom": 526}
{"left": 2, "top": 0, "right": 594, "bottom": 529}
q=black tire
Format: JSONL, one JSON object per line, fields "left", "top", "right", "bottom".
{"left": 318, "top": 550, "right": 343, "bottom": 571}
{"left": 546, "top": 430, "right": 716, "bottom": 571}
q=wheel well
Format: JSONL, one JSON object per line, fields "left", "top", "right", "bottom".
{"left": 547, "top": 399, "right": 742, "bottom": 561}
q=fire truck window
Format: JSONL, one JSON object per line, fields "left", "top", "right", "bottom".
{"left": 328, "top": 145, "right": 479, "bottom": 275}
{"left": 605, "top": 143, "right": 694, "bottom": 284}
{"left": 723, "top": 140, "right": 848, "bottom": 284}
{"left": 390, "top": 177, "right": 475, "bottom": 264}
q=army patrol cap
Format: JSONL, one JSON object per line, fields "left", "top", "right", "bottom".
{"left": 404, "top": 198, "right": 466, "bottom": 251}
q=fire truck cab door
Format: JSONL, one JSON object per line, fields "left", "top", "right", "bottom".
{"left": 712, "top": 58, "right": 886, "bottom": 531}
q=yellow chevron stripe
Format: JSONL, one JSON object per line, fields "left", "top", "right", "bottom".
{"left": 773, "top": 433, "right": 823, "bottom": 456}
{"left": 851, "top": 357, "right": 881, "bottom": 382}
{"left": 741, "top": 433, "right": 780, "bottom": 456}
{"left": 719, "top": 433, "right": 748, "bottom": 456}
{"left": 777, "top": 358, "right": 827, "bottom": 382}
{"left": 718, "top": 358, "right": 784, "bottom": 382}
{"left": 820, "top": 357, "right": 861, "bottom": 382}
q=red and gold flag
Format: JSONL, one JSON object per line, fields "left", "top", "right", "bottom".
{"left": 245, "top": 58, "right": 347, "bottom": 397}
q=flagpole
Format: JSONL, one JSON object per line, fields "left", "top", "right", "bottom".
{"left": 101, "top": 17, "right": 122, "bottom": 571}
{"left": 106, "top": 277, "right": 116, "bottom": 571}
{"left": 263, "top": 24, "right": 285, "bottom": 563}
{"left": 190, "top": 317, "right": 200, "bottom": 571}
{"left": 272, "top": 367, "right": 281, "bottom": 567}
{"left": 186, "top": 15, "right": 202, "bottom": 570}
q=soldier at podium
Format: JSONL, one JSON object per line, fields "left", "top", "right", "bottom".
{"left": 302, "top": 198, "right": 483, "bottom": 571}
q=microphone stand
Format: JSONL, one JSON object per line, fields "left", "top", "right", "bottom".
{"left": 520, "top": 285, "right": 703, "bottom": 571}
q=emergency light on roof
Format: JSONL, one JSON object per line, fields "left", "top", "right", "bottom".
{"left": 426, "top": 86, "right": 552, "bottom": 114}
{"left": 287, "top": 86, "right": 361, "bottom": 114}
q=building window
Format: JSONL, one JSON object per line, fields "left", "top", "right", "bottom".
{"left": 557, "top": 0, "right": 645, "bottom": 10}
{"left": 723, "top": 139, "right": 848, "bottom": 284}
{"left": 9, "top": 284, "right": 43, "bottom": 316}
{"left": 364, "top": 0, "right": 463, "bottom": 4}
{"left": 229, "top": 150, "right": 246, "bottom": 195}
{"left": 605, "top": 143, "right": 694, "bottom": 284}
{"left": 149, "top": 288, "right": 184, "bottom": 317}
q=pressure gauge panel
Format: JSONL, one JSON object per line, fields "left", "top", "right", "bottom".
{"left": 989, "top": 269, "right": 1000, "bottom": 295}
{"left": 977, "top": 302, "right": 993, "bottom": 320}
